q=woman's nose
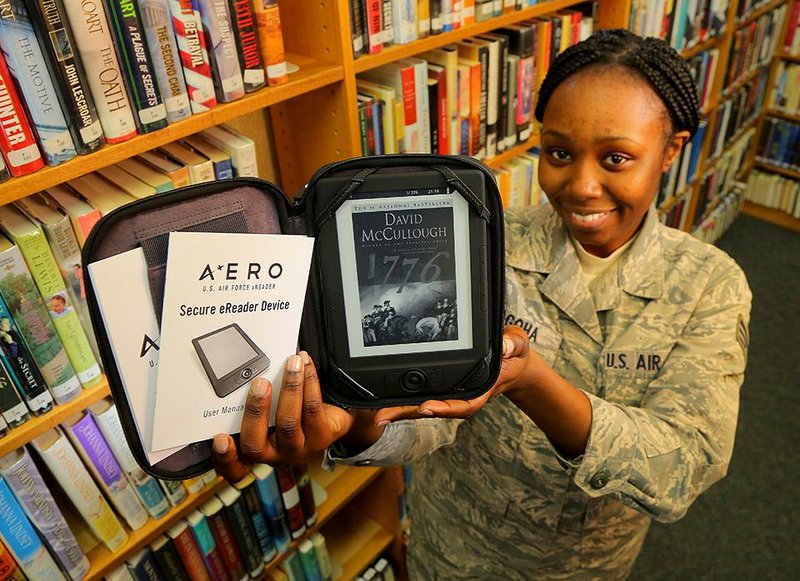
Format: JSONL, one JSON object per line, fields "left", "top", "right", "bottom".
{"left": 568, "top": 163, "right": 603, "bottom": 200}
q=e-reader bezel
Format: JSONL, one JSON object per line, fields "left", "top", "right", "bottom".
{"left": 191, "top": 323, "right": 271, "bottom": 398}
{"left": 312, "top": 169, "right": 491, "bottom": 405}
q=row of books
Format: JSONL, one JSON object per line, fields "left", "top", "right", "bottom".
{"left": 769, "top": 60, "right": 800, "bottom": 115}
{"left": 722, "top": 3, "right": 785, "bottom": 91}
{"left": 746, "top": 168, "right": 800, "bottom": 217}
{"left": 785, "top": 0, "right": 800, "bottom": 54}
{"left": 493, "top": 148, "right": 546, "bottom": 208}
{"left": 687, "top": 48, "right": 720, "bottom": 111}
{"left": 0, "top": 124, "right": 256, "bottom": 436}
{"left": 756, "top": 117, "right": 800, "bottom": 172}
{"left": 692, "top": 128, "right": 755, "bottom": 228}
{"left": 692, "top": 184, "right": 746, "bottom": 243}
{"left": 107, "top": 463, "right": 322, "bottom": 581}
{"left": 0, "top": 0, "right": 286, "bottom": 180}
{"left": 0, "top": 398, "right": 220, "bottom": 579}
{"left": 353, "top": 555, "right": 397, "bottom": 581}
{"left": 659, "top": 194, "right": 691, "bottom": 231}
{"left": 628, "top": 0, "right": 729, "bottom": 51}
{"left": 349, "top": 0, "right": 595, "bottom": 58}
{"left": 708, "top": 68, "right": 768, "bottom": 161}
{"left": 355, "top": 14, "right": 595, "bottom": 157}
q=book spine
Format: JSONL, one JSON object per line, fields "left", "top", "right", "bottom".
{"left": 0, "top": 293, "right": 53, "bottom": 415}
{"left": 159, "top": 477, "right": 188, "bottom": 506}
{"left": 187, "top": 511, "right": 229, "bottom": 581}
{"left": 293, "top": 463, "right": 317, "bottom": 527}
{"left": 171, "top": 523, "right": 212, "bottom": 581}
{"left": 253, "top": 465, "right": 290, "bottom": 553}
{"left": 137, "top": 0, "right": 193, "bottom": 123}
{"left": 253, "top": 0, "right": 287, "bottom": 86}
{"left": 0, "top": 358, "right": 29, "bottom": 428}
{"left": 220, "top": 491, "right": 263, "bottom": 575}
{"left": 60, "top": 0, "right": 137, "bottom": 144}
{"left": 0, "top": 155, "right": 8, "bottom": 181}
{"left": 104, "top": 0, "right": 169, "bottom": 133}
{"left": 0, "top": 447, "right": 89, "bottom": 580}
{"left": 92, "top": 403, "right": 170, "bottom": 518}
{"left": 11, "top": 223, "right": 101, "bottom": 388}
{"left": 349, "top": 0, "right": 363, "bottom": 57}
{"left": 227, "top": 0, "right": 265, "bottom": 92}
{"left": 204, "top": 509, "right": 246, "bottom": 580}
{"left": 0, "top": 478, "right": 63, "bottom": 580}
{"left": 197, "top": 0, "right": 244, "bottom": 102}
{"left": 0, "top": 537, "right": 26, "bottom": 581}
{"left": 0, "top": 53, "right": 44, "bottom": 176}
{"left": 310, "top": 532, "right": 333, "bottom": 581}
{"left": 37, "top": 213, "right": 101, "bottom": 364}
{"left": 151, "top": 537, "right": 191, "bottom": 581}
{"left": 126, "top": 547, "right": 161, "bottom": 581}
{"left": 0, "top": 1, "right": 77, "bottom": 165}
{"left": 298, "top": 539, "right": 322, "bottom": 581}
{"left": 168, "top": 0, "right": 217, "bottom": 113}
{"left": 238, "top": 479, "right": 276, "bottom": 562}
{"left": 64, "top": 412, "right": 149, "bottom": 530}
{"left": 26, "top": 0, "right": 105, "bottom": 154}
{"left": 276, "top": 466, "right": 306, "bottom": 539}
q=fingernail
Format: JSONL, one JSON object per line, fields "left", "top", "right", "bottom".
{"left": 418, "top": 408, "right": 433, "bottom": 416}
{"left": 288, "top": 354, "right": 302, "bottom": 372}
{"left": 503, "top": 337, "right": 515, "bottom": 355}
{"left": 375, "top": 419, "right": 389, "bottom": 427}
{"left": 213, "top": 435, "right": 229, "bottom": 455}
{"left": 250, "top": 378, "right": 268, "bottom": 398}
{"left": 300, "top": 351, "right": 311, "bottom": 365}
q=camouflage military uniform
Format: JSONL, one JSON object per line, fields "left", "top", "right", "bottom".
{"left": 332, "top": 205, "right": 752, "bottom": 579}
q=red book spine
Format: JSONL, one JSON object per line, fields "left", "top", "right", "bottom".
{"left": 0, "top": 54, "right": 44, "bottom": 177}
{"left": 172, "top": 525, "right": 213, "bottom": 581}
{"left": 0, "top": 538, "right": 25, "bottom": 581}
{"left": 206, "top": 511, "right": 246, "bottom": 581}
{"left": 276, "top": 466, "right": 306, "bottom": 539}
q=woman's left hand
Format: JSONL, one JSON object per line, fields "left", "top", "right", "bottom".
{"left": 373, "top": 325, "right": 533, "bottom": 425}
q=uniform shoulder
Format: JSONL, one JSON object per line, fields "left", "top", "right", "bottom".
{"left": 504, "top": 205, "right": 556, "bottom": 240}
{"left": 660, "top": 224, "right": 749, "bottom": 290}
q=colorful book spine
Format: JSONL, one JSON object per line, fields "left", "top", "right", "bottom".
{"left": 0, "top": 537, "right": 26, "bottom": 581}
{"left": 159, "top": 477, "right": 188, "bottom": 506}
{"left": 138, "top": 0, "right": 193, "bottom": 123}
{"left": 167, "top": 520, "right": 212, "bottom": 581}
{"left": 0, "top": 294, "right": 51, "bottom": 416}
{"left": 0, "top": 447, "right": 89, "bottom": 580}
{"left": 200, "top": 496, "right": 247, "bottom": 581}
{"left": 233, "top": 473, "right": 276, "bottom": 562}
{"left": 168, "top": 0, "right": 217, "bottom": 113}
{"left": 0, "top": 0, "right": 76, "bottom": 165}
{"left": 298, "top": 539, "right": 323, "bottom": 581}
{"left": 227, "top": 0, "right": 265, "bottom": 92}
{"left": 253, "top": 0, "right": 287, "bottom": 86}
{"left": 217, "top": 484, "right": 263, "bottom": 577}
{"left": 0, "top": 477, "right": 63, "bottom": 580}
{"left": 150, "top": 534, "right": 191, "bottom": 581}
{"left": 199, "top": 124, "right": 258, "bottom": 177}
{"left": 104, "top": 0, "right": 169, "bottom": 133}
{"left": 197, "top": 0, "right": 244, "bottom": 102}
{"left": 63, "top": 412, "right": 149, "bottom": 531}
{"left": 90, "top": 400, "right": 170, "bottom": 519}
{"left": 61, "top": 0, "right": 138, "bottom": 143}
{"left": 276, "top": 466, "right": 306, "bottom": 539}
{"left": 0, "top": 206, "right": 101, "bottom": 388}
{"left": 0, "top": 358, "right": 28, "bottom": 428}
{"left": 26, "top": 0, "right": 105, "bottom": 154}
{"left": 0, "top": 53, "right": 43, "bottom": 176}
{"left": 251, "top": 463, "right": 290, "bottom": 553}
{"left": 310, "top": 532, "right": 333, "bottom": 581}
{"left": 186, "top": 509, "right": 229, "bottom": 581}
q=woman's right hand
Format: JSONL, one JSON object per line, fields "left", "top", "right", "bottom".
{"left": 212, "top": 351, "right": 359, "bottom": 483}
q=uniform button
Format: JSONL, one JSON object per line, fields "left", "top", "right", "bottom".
{"left": 590, "top": 472, "right": 609, "bottom": 489}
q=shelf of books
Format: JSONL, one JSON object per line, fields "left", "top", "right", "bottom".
{"left": 322, "top": 507, "right": 396, "bottom": 580}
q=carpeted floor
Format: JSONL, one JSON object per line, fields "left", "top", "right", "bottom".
{"left": 631, "top": 214, "right": 800, "bottom": 580}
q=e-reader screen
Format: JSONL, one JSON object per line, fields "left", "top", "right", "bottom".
{"left": 195, "top": 326, "right": 259, "bottom": 379}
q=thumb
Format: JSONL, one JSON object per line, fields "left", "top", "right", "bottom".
{"left": 502, "top": 325, "right": 530, "bottom": 359}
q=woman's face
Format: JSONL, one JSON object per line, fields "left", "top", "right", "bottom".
{"left": 538, "top": 67, "right": 689, "bottom": 257}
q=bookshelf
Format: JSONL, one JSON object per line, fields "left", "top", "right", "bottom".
{"left": 0, "top": 1, "right": 778, "bottom": 579}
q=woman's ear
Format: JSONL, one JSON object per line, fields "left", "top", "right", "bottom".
{"left": 662, "top": 130, "right": 691, "bottom": 171}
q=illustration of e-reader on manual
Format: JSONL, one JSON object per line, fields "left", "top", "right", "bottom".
{"left": 153, "top": 231, "right": 314, "bottom": 451}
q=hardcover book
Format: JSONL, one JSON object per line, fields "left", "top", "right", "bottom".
{"left": 251, "top": 463, "right": 290, "bottom": 554}
{"left": 137, "top": 149, "right": 191, "bottom": 188}
{"left": 227, "top": 0, "right": 266, "bottom": 92}
{"left": 232, "top": 473, "right": 276, "bottom": 562}
{"left": 0, "top": 356, "right": 29, "bottom": 427}
{"left": 168, "top": 519, "right": 212, "bottom": 581}
{"left": 200, "top": 496, "right": 247, "bottom": 581}
{"left": 183, "top": 134, "right": 234, "bottom": 180}
{"left": 61, "top": 0, "right": 137, "bottom": 144}
{"left": 253, "top": 0, "right": 288, "bottom": 86}
{"left": 152, "top": 231, "right": 313, "bottom": 451}
{"left": 186, "top": 509, "right": 229, "bottom": 581}
{"left": 150, "top": 534, "right": 191, "bottom": 581}
{"left": 125, "top": 546, "right": 163, "bottom": 581}
{"left": 216, "top": 484, "right": 264, "bottom": 577}
{"left": 197, "top": 0, "right": 245, "bottom": 102}
{"left": 0, "top": 447, "right": 90, "bottom": 580}
{"left": 0, "top": 205, "right": 102, "bottom": 388}
{"left": 275, "top": 466, "right": 306, "bottom": 540}
{"left": 198, "top": 125, "right": 258, "bottom": 177}
{"left": 158, "top": 141, "right": 215, "bottom": 184}
{"left": 116, "top": 157, "right": 174, "bottom": 193}
{"left": 30, "top": 427, "right": 128, "bottom": 553}
{"left": 96, "top": 165, "right": 157, "bottom": 200}
{"left": 0, "top": 234, "right": 80, "bottom": 406}
{"left": 41, "top": 185, "right": 102, "bottom": 248}
{"left": 0, "top": 0, "right": 76, "bottom": 165}
{"left": 0, "top": 52, "right": 44, "bottom": 176}
{"left": 167, "top": 0, "right": 218, "bottom": 113}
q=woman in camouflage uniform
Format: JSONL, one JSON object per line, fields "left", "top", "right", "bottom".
{"left": 213, "top": 30, "right": 752, "bottom": 580}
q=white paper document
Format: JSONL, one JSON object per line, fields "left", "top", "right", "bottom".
{"left": 153, "top": 232, "right": 314, "bottom": 451}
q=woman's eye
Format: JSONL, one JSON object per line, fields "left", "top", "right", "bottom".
{"left": 605, "top": 154, "right": 628, "bottom": 166}
{"left": 549, "top": 149, "right": 570, "bottom": 161}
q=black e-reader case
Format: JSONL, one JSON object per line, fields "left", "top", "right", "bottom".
{"left": 82, "top": 154, "right": 505, "bottom": 479}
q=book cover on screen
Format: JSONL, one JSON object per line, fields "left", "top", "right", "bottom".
{"left": 152, "top": 231, "right": 313, "bottom": 451}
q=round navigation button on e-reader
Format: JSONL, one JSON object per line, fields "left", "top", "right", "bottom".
{"left": 401, "top": 369, "right": 428, "bottom": 392}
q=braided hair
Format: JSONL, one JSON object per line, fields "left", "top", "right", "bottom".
{"left": 534, "top": 29, "right": 700, "bottom": 137}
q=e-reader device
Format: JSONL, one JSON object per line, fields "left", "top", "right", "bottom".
{"left": 191, "top": 323, "right": 271, "bottom": 398}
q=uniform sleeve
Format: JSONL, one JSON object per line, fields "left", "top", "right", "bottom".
{"left": 327, "top": 417, "right": 464, "bottom": 467}
{"left": 573, "top": 259, "right": 752, "bottom": 523}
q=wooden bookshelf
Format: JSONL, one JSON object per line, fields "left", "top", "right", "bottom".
{"left": 486, "top": 134, "right": 542, "bottom": 169}
{"left": 767, "top": 109, "right": 800, "bottom": 123}
{"left": 0, "top": 381, "right": 110, "bottom": 457}
{"left": 322, "top": 508, "right": 395, "bottom": 580}
{"left": 743, "top": 200, "right": 800, "bottom": 232}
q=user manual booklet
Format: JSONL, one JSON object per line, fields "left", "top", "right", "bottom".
{"left": 152, "top": 231, "right": 314, "bottom": 451}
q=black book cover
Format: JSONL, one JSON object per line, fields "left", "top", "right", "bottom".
{"left": 151, "top": 535, "right": 191, "bottom": 581}
{"left": 227, "top": 0, "right": 266, "bottom": 92}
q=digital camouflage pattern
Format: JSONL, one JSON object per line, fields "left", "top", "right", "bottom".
{"left": 334, "top": 205, "right": 752, "bottom": 579}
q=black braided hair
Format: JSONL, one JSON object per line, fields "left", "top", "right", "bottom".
{"left": 534, "top": 29, "right": 700, "bottom": 137}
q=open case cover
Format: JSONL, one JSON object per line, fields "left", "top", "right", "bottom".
{"left": 82, "top": 154, "right": 505, "bottom": 479}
